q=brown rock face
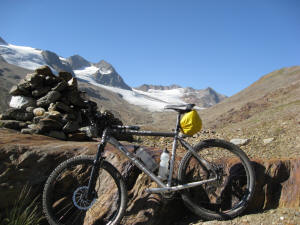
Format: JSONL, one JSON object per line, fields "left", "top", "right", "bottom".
{"left": 249, "top": 158, "right": 300, "bottom": 210}
{"left": 0, "top": 128, "right": 299, "bottom": 225}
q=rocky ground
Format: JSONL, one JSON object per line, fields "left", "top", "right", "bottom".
{"left": 1, "top": 128, "right": 299, "bottom": 225}
{"left": 0, "top": 66, "right": 299, "bottom": 224}
{"left": 176, "top": 208, "right": 300, "bottom": 225}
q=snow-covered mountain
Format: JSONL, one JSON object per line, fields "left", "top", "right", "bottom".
{"left": 0, "top": 37, "right": 227, "bottom": 111}
{"left": 135, "top": 85, "right": 227, "bottom": 108}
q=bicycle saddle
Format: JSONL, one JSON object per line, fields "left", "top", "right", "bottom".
{"left": 164, "top": 104, "right": 195, "bottom": 113}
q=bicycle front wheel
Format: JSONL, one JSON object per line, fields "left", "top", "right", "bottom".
{"left": 43, "top": 155, "right": 128, "bottom": 225}
{"left": 178, "top": 139, "right": 255, "bottom": 220}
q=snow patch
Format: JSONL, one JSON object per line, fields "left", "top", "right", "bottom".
{"left": 74, "top": 66, "right": 187, "bottom": 111}
{"left": 74, "top": 65, "right": 99, "bottom": 77}
{"left": 0, "top": 44, "right": 46, "bottom": 70}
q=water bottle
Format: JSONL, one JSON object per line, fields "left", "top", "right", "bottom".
{"left": 158, "top": 148, "right": 170, "bottom": 180}
{"left": 135, "top": 146, "right": 158, "bottom": 172}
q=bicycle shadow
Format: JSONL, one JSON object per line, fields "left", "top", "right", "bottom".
{"left": 122, "top": 192, "right": 191, "bottom": 225}
{"left": 245, "top": 160, "right": 290, "bottom": 212}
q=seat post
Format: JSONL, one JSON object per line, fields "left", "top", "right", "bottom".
{"left": 175, "top": 113, "right": 181, "bottom": 133}
{"left": 167, "top": 113, "right": 182, "bottom": 187}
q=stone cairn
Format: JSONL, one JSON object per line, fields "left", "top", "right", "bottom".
{"left": 0, "top": 66, "right": 124, "bottom": 141}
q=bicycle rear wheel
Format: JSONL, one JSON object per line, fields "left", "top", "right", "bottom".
{"left": 178, "top": 139, "right": 255, "bottom": 220}
{"left": 43, "top": 155, "right": 128, "bottom": 225}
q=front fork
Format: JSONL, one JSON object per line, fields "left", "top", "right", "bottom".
{"left": 87, "top": 129, "right": 108, "bottom": 199}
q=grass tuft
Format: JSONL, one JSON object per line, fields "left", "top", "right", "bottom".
{"left": 1, "top": 185, "right": 43, "bottom": 225}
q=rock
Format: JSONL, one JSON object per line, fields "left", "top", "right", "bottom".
{"left": 60, "top": 96, "right": 71, "bottom": 105}
{"left": 58, "top": 71, "right": 73, "bottom": 82}
{"left": 25, "top": 72, "right": 44, "bottom": 88}
{"left": 36, "top": 91, "right": 61, "bottom": 107}
{"left": 56, "top": 101, "right": 72, "bottom": 113}
{"left": 0, "top": 120, "right": 27, "bottom": 130}
{"left": 18, "top": 80, "right": 32, "bottom": 92}
{"left": 2, "top": 66, "right": 120, "bottom": 142}
{"left": 1, "top": 108, "right": 34, "bottom": 121}
{"left": 263, "top": 138, "right": 275, "bottom": 144}
{"left": 18, "top": 151, "right": 40, "bottom": 168}
{"left": 44, "top": 113, "right": 64, "bottom": 126}
{"left": 66, "top": 89, "right": 85, "bottom": 107}
{"left": 63, "top": 120, "right": 80, "bottom": 133}
{"left": 47, "top": 110, "right": 63, "bottom": 118}
{"left": 51, "top": 80, "right": 67, "bottom": 92}
{"left": 79, "top": 126, "right": 98, "bottom": 138}
{"left": 38, "top": 118, "right": 64, "bottom": 133}
{"left": 0, "top": 128, "right": 98, "bottom": 209}
{"left": 27, "top": 124, "right": 39, "bottom": 129}
{"left": 44, "top": 75, "right": 58, "bottom": 86}
{"left": 67, "top": 132, "right": 90, "bottom": 141}
{"left": 68, "top": 77, "right": 78, "bottom": 89}
{"left": 247, "top": 158, "right": 300, "bottom": 210}
{"left": 32, "top": 86, "right": 51, "bottom": 98}
{"left": 26, "top": 106, "right": 35, "bottom": 113}
{"left": 21, "top": 128, "right": 39, "bottom": 134}
{"left": 230, "top": 138, "right": 250, "bottom": 146}
{"left": 48, "top": 101, "right": 72, "bottom": 113}
{"left": 33, "top": 107, "right": 46, "bottom": 117}
{"left": 33, "top": 116, "right": 45, "bottom": 124}
{"left": 46, "top": 130, "right": 67, "bottom": 140}
{"left": 62, "top": 113, "right": 76, "bottom": 122}
{"left": 47, "top": 103, "right": 56, "bottom": 112}
{"left": 9, "top": 85, "right": 30, "bottom": 96}
{"left": 9, "top": 96, "right": 36, "bottom": 109}
{"left": 35, "top": 65, "right": 53, "bottom": 76}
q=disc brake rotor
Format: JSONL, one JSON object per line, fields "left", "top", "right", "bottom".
{"left": 72, "top": 186, "right": 96, "bottom": 210}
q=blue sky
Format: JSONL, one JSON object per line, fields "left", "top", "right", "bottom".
{"left": 1, "top": 0, "right": 299, "bottom": 96}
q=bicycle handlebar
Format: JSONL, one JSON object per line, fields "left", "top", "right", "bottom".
{"left": 111, "top": 125, "right": 141, "bottom": 131}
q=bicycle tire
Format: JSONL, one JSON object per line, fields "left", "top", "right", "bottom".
{"left": 43, "top": 155, "right": 128, "bottom": 225}
{"left": 178, "top": 139, "right": 255, "bottom": 220}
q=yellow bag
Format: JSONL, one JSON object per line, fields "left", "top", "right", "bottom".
{"left": 180, "top": 110, "right": 202, "bottom": 136}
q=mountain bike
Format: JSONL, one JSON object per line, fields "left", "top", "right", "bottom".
{"left": 43, "top": 104, "right": 255, "bottom": 225}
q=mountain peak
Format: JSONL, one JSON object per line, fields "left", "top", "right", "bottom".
{"left": 0, "top": 37, "right": 8, "bottom": 45}
{"left": 41, "top": 50, "right": 74, "bottom": 76}
{"left": 92, "top": 60, "right": 132, "bottom": 90}
{"left": 67, "top": 54, "right": 91, "bottom": 70}
{"left": 95, "top": 60, "right": 114, "bottom": 74}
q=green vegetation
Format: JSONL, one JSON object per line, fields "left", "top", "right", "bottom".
{"left": 0, "top": 185, "right": 43, "bottom": 225}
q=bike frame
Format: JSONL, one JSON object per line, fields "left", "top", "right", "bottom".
{"left": 87, "top": 113, "right": 218, "bottom": 197}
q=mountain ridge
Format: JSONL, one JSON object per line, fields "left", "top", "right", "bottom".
{"left": 0, "top": 37, "right": 227, "bottom": 110}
